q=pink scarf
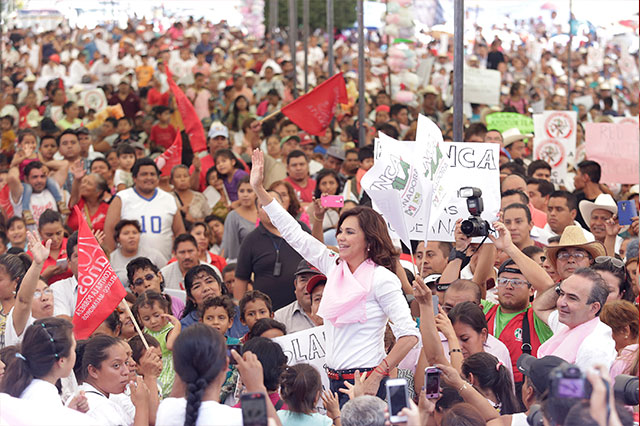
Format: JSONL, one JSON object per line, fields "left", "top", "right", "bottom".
{"left": 537, "top": 316, "right": 600, "bottom": 363}
{"left": 317, "top": 259, "right": 376, "bottom": 326}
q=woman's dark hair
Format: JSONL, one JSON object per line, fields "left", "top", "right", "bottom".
{"left": 336, "top": 206, "right": 398, "bottom": 271}
{"left": 133, "top": 290, "right": 170, "bottom": 322}
{"left": 205, "top": 166, "right": 218, "bottom": 184}
{"left": 243, "top": 337, "right": 287, "bottom": 392}
{"left": 229, "top": 95, "right": 249, "bottom": 131}
{"left": 591, "top": 258, "right": 635, "bottom": 302}
{"left": 114, "top": 219, "right": 141, "bottom": 242}
{"left": 6, "top": 216, "right": 26, "bottom": 230}
{"left": 280, "top": 364, "right": 322, "bottom": 415}
{"left": 435, "top": 387, "right": 464, "bottom": 413}
{"left": 247, "top": 318, "right": 286, "bottom": 340}
{"left": 0, "top": 252, "right": 31, "bottom": 293}
{"left": 129, "top": 333, "right": 161, "bottom": 364}
{"left": 461, "top": 352, "right": 520, "bottom": 415}
{"left": 173, "top": 324, "right": 227, "bottom": 426}
{"left": 441, "top": 403, "right": 487, "bottom": 426}
{"left": 182, "top": 265, "right": 225, "bottom": 320}
{"left": 0, "top": 318, "right": 74, "bottom": 397}
{"left": 213, "top": 148, "right": 240, "bottom": 177}
{"left": 313, "top": 168, "right": 342, "bottom": 199}
{"left": 269, "top": 180, "right": 301, "bottom": 217}
{"left": 448, "top": 301, "right": 488, "bottom": 335}
{"left": 100, "top": 310, "right": 122, "bottom": 335}
{"left": 62, "top": 101, "right": 76, "bottom": 115}
{"left": 38, "top": 208, "right": 63, "bottom": 229}
{"left": 17, "top": 128, "right": 38, "bottom": 144}
{"left": 126, "top": 256, "right": 162, "bottom": 289}
{"left": 79, "top": 334, "right": 122, "bottom": 384}
{"left": 313, "top": 126, "right": 335, "bottom": 145}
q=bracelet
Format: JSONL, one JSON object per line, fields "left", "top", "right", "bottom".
{"left": 313, "top": 213, "right": 324, "bottom": 221}
{"left": 449, "top": 348, "right": 462, "bottom": 355}
{"left": 382, "top": 358, "right": 390, "bottom": 371}
{"left": 374, "top": 366, "right": 390, "bottom": 377}
{"left": 458, "top": 382, "right": 469, "bottom": 392}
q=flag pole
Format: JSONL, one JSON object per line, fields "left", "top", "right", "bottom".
{"left": 407, "top": 243, "right": 419, "bottom": 279}
{"left": 123, "top": 302, "right": 150, "bottom": 350}
{"left": 452, "top": 0, "right": 464, "bottom": 142}
{"left": 357, "top": 0, "right": 366, "bottom": 148}
{"left": 259, "top": 108, "right": 282, "bottom": 123}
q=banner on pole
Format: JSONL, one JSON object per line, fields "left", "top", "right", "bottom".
{"left": 533, "top": 110, "right": 577, "bottom": 187}
{"left": 584, "top": 123, "right": 639, "bottom": 184}
{"left": 486, "top": 112, "right": 534, "bottom": 135}
{"left": 463, "top": 67, "right": 500, "bottom": 106}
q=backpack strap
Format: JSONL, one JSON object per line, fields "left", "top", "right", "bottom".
{"left": 521, "top": 307, "right": 532, "bottom": 355}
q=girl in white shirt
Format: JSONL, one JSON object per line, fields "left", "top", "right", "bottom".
{"left": 77, "top": 334, "right": 149, "bottom": 426}
{"left": 0, "top": 317, "right": 87, "bottom": 412}
{"left": 156, "top": 323, "right": 281, "bottom": 426}
{"left": 249, "top": 149, "right": 419, "bottom": 405}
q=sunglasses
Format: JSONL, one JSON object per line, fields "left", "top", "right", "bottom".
{"left": 132, "top": 273, "right": 156, "bottom": 287}
{"left": 594, "top": 256, "right": 625, "bottom": 270}
{"left": 33, "top": 288, "right": 53, "bottom": 299}
{"left": 497, "top": 277, "right": 531, "bottom": 288}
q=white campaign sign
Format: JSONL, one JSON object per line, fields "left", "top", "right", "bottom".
{"left": 533, "top": 110, "right": 577, "bottom": 187}
{"left": 463, "top": 67, "right": 501, "bottom": 106}
{"left": 272, "top": 326, "right": 329, "bottom": 410}
{"left": 426, "top": 142, "right": 501, "bottom": 242}
{"left": 81, "top": 88, "right": 108, "bottom": 111}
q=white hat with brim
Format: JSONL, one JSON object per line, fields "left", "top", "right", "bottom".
{"left": 579, "top": 194, "right": 618, "bottom": 230}
{"left": 545, "top": 225, "right": 606, "bottom": 270}
{"left": 502, "top": 128, "right": 533, "bottom": 148}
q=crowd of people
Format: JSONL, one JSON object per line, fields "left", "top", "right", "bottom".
{"left": 0, "top": 10, "right": 638, "bottom": 426}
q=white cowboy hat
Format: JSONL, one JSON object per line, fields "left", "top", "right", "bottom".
{"left": 579, "top": 194, "right": 618, "bottom": 229}
{"left": 502, "top": 128, "right": 533, "bottom": 148}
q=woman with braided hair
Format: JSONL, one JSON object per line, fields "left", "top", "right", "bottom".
{"left": 156, "top": 323, "right": 282, "bottom": 426}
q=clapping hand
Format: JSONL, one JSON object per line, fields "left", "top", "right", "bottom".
{"left": 27, "top": 231, "right": 51, "bottom": 265}
{"left": 250, "top": 149, "right": 265, "bottom": 191}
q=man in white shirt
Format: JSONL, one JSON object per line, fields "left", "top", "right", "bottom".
{"left": 160, "top": 234, "right": 220, "bottom": 290}
{"left": 51, "top": 232, "right": 79, "bottom": 319}
{"left": 89, "top": 55, "right": 115, "bottom": 85}
{"left": 532, "top": 268, "right": 616, "bottom": 370}
{"left": 274, "top": 260, "right": 322, "bottom": 334}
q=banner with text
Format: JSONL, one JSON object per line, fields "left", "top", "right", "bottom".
{"left": 533, "top": 110, "right": 577, "bottom": 187}
{"left": 463, "top": 67, "right": 501, "bottom": 106}
{"left": 486, "top": 112, "right": 534, "bottom": 135}
{"left": 426, "top": 142, "right": 501, "bottom": 242}
{"left": 584, "top": 123, "right": 639, "bottom": 184}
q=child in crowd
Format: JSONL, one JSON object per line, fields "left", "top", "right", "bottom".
{"left": 12, "top": 130, "right": 67, "bottom": 224}
{"left": 221, "top": 263, "right": 237, "bottom": 296}
{"left": 113, "top": 117, "right": 138, "bottom": 148}
{"left": 38, "top": 134, "right": 58, "bottom": 163}
{"left": 0, "top": 115, "right": 16, "bottom": 156}
{"left": 114, "top": 143, "right": 136, "bottom": 192}
{"left": 134, "top": 290, "right": 181, "bottom": 398}
{"left": 279, "top": 364, "right": 341, "bottom": 426}
{"left": 149, "top": 106, "right": 177, "bottom": 151}
{"left": 7, "top": 214, "right": 27, "bottom": 252}
{"left": 203, "top": 166, "right": 231, "bottom": 218}
{"left": 214, "top": 148, "right": 248, "bottom": 202}
{"left": 238, "top": 290, "right": 274, "bottom": 342}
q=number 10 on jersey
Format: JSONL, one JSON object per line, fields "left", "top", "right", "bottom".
{"left": 140, "top": 215, "right": 162, "bottom": 234}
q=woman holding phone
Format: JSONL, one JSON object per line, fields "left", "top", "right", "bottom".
{"left": 249, "top": 149, "right": 419, "bottom": 406}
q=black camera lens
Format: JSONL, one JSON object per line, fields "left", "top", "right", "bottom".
{"left": 460, "top": 219, "right": 477, "bottom": 236}
{"left": 614, "top": 374, "right": 639, "bottom": 406}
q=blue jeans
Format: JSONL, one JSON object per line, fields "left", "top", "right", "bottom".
{"left": 329, "top": 374, "right": 388, "bottom": 408}
{"left": 22, "top": 178, "right": 62, "bottom": 210}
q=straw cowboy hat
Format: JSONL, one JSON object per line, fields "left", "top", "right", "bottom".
{"left": 578, "top": 194, "right": 618, "bottom": 230}
{"left": 546, "top": 225, "right": 606, "bottom": 270}
{"left": 502, "top": 128, "right": 533, "bottom": 148}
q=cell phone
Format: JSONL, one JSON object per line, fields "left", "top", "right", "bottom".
{"left": 240, "top": 392, "right": 268, "bottom": 426}
{"left": 227, "top": 344, "right": 243, "bottom": 365}
{"left": 432, "top": 295, "right": 439, "bottom": 316}
{"left": 424, "top": 366, "right": 441, "bottom": 399}
{"left": 617, "top": 200, "right": 637, "bottom": 226}
{"left": 56, "top": 258, "right": 68, "bottom": 269}
{"left": 386, "top": 378, "right": 409, "bottom": 423}
{"left": 321, "top": 195, "right": 344, "bottom": 208}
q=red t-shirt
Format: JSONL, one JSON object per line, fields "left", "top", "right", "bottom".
{"left": 285, "top": 177, "right": 316, "bottom": 203}
{"left": 150, "top": 124, "right": 177, "bottom": 150}
{"left": 147, "top": 88, "right": 170, "bottom": 107}
{"left": 67, "top": 198, "right": 109, "bottom": 232}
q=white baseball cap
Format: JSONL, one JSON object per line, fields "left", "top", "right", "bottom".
{"left": 208, "top": 122, "right": 229, "bottom": 139}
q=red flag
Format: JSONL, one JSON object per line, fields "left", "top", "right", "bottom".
{"left": 281, "top": 73, "right": 348, "bottom": 136}
{"left": 73, "top": 206, "right": 126, "bottom": 339}
{"left": 164, "top": 64, "right": 207, "bottom": 152}
{"left": 0, "top": 185, "right": 14, "bottom": 218}
{"left": 155, "top": 131, "right": 182, "bottom": 176}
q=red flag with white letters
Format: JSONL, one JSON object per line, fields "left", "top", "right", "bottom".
{"left": 281, "top": 73, "right": 348, "bottom": 136}
{"left": 73, "top": 206, "right": 126, "bottom": 339}
{"left": 0, "top": 185, "right": 14, "bottom": 218}
{"left": 164, "top": 64, "right": 207, "bottom": 152}
{"left": 155, "top": 131, "right": 182, "bottom": 176}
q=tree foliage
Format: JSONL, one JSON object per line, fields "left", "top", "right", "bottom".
{"left": 263, "top": 0, "right": 358, "bottom": 34}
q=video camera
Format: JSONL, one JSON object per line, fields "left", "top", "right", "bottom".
{"left": 458, "top": 187, "right": 490, "bottom": 238}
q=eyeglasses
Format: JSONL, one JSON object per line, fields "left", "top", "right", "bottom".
{"left": 132, "top": 273, "right": 156, "bottom": 287}
{"left": 33, "top": 288, "right": 53, "bottom": 299}
{"left": 595, "top": 256, "right": 624, "bottom": 270}
{"left": 556, "top": 251, "right": 588, "bottom": 261}
{"left": 497, "top": 277, "right": 531, "bottom": 288}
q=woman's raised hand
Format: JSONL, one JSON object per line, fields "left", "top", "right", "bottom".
{"left": 27, "top": 231, "right": 51, "bottom": 265}
{"left": 250, "top": 148, "right": 265, "bottom": 191}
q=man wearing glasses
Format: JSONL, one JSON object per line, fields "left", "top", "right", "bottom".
{"left": 532, "top": 268, "right": 616, "bottom": 370}
{"left": 546, "top": 225, "right": 606, "bottom": 281}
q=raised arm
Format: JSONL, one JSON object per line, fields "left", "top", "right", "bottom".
{"left": 489, "top": 221, "right": 554, "bottom": 293}
{"left": 13, "top": 232, "right": 50, "bottom": 337}
{"left": 531, "top": 284, "right": 559, "bottom": 325}
{"left": 414, "top": 275, "right": 449, "bottom": 366}
{"left": 439, "top": 219, "right": 472, "bottom": 284}
{"left": 68, "top": 160, "right": 86, "bottom": 208}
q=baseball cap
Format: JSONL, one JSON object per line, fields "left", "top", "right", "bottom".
{"left": 306, "top": 274, "right": 327, "bottom": 293}
{"left": 295, "top": 260, "right": 320, "bottom": 276}
{"left": 517, "top": 354, "right": 567, "bottom": 395}
{"left": 326, "top": 146, "right": 345, "bottom": 161}
{"left": 208, "top": 122, "right": 229, "bottom": 139}
{"left": 280, "top": 135, "right": 300, "bottom": 147}
{"left": 497, "top": 259, "right": 523, "bottom": 276}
